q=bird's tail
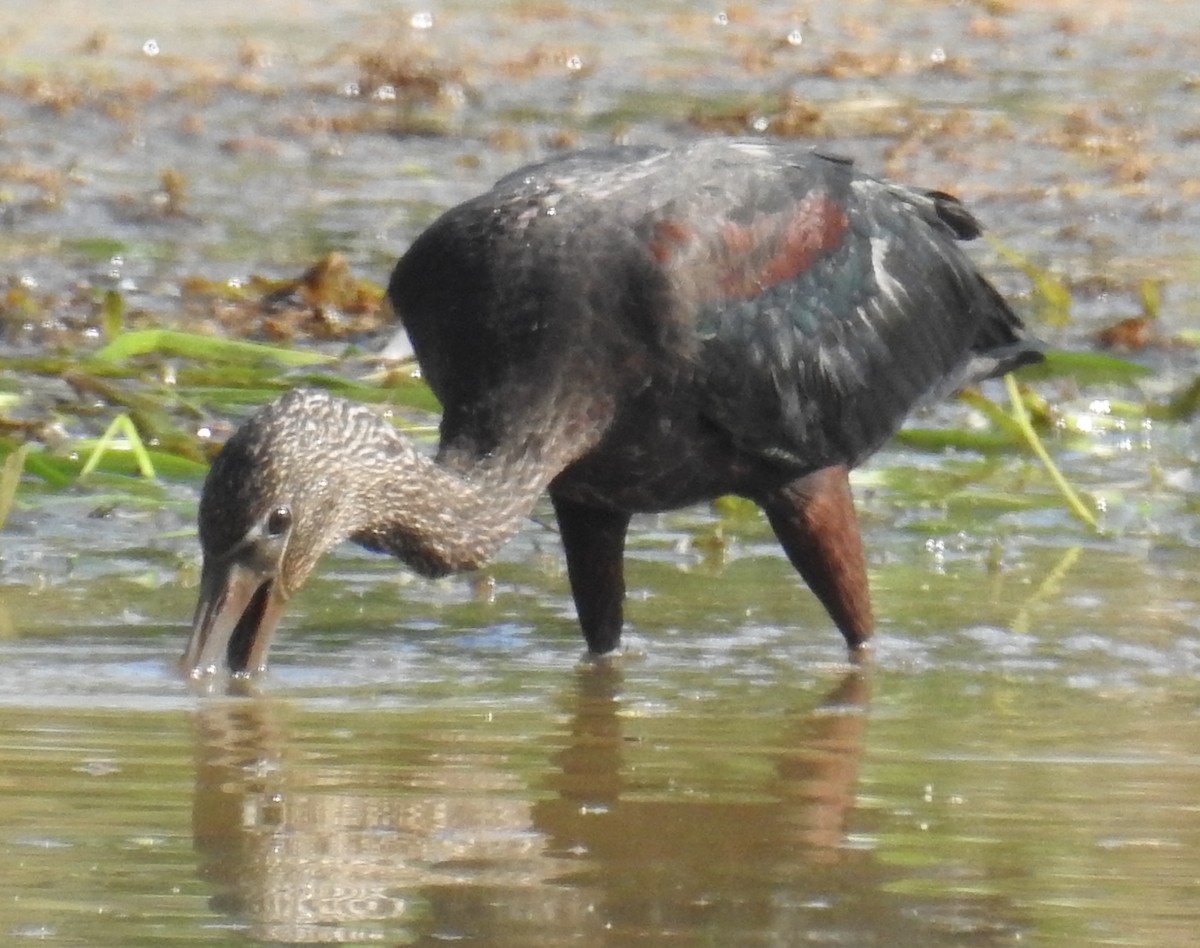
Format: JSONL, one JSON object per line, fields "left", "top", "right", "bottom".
{"left": 940, "top": 275, "right": 1044, "bottom": 397}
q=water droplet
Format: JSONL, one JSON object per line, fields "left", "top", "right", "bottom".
{"left": 341, "top": 81, "right": 361, "bottom": 98}
{"left": 930, "top": 46, "right": 946, "bottom": 65}
{"left": 410, "top": 10, "right": 434, "bottom": 30}
{"left": 372, "top": 84, "right": 396, "bottom": 102}
{"left": 566, "top": 54, "right": 583, "bottom": 71}
{"left": 786, "top": 29, "right": 803, "bottom": 46}
{"left": 751, "top": 115, "right": 769, "bottom": 132}
{"left": 142, "top": 39, "right": 160, "bottom": 57}
{"left": 713, "top": 11, "right": 729, "bottom": 26}
{"left": 196, "top": 426, "right": 212, "bottom": 440}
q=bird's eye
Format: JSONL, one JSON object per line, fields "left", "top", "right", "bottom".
{"left": 265, "top": 505, "right": 292, "bottom": 537}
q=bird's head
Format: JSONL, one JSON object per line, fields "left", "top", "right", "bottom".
{"left": 182, "top": 390, "right": 363, "bottom": 679}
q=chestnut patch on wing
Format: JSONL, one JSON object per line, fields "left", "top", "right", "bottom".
{"left": 646, "top": 218, "right": 692, "bottom": 264}
{"left": 718, "top": 193, "right": 849, "bottom": 299}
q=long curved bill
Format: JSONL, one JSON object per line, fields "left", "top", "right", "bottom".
{"left": 182, "top": 559, "right": 287, "bottom": 678}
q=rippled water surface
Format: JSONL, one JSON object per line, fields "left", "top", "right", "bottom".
{"left": 2, "top": 0, "right": 1199, "bottom": 945}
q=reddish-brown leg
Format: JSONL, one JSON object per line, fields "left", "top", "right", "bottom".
{"left": 759, "top": 464, "right": 874, "bottom": 652}
{"left": 551, "top": 494, "right": 632, "bottom": 655}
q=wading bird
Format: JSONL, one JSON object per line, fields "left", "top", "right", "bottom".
{"left": 184, "top": 139, "right": 1040, "bottom": 676}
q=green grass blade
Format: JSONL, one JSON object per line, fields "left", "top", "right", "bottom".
{"left": 0, "top": 443, "right": 30, "bottom": 530}
{"left": 79, "top": 415, "right": 157, "bottom": 481}
{"left": 21, "top": 450, "right": 74, "bottom": 489}
{"left": 894, "top": 426, "right": 1019, "bottom": 454}
{"left": 92, "top": 329, "right": 336, "bottom": 367}
{"left": 1016, "top": 348, "right": 1151, "bottom": 385}
{"left": 1004, "top": 374, "right": 1099, "bottom": 531}
{"left": 957, "top": 389, "right": 1026, "bottom": 441}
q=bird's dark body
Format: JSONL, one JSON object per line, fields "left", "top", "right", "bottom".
{"left": 186, "top": 138, "right": 1041, "bottom": 676}
{"left": 390, "top": 140, "right": 1031, "bottom": 513}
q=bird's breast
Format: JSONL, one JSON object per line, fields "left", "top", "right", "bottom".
{"left": 549, "top": 408, "right": 797, "bottom": 513}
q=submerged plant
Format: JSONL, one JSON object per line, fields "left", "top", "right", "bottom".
{"left": 0, "top": 243, "right": 1182, "bottom": 543}
{"left": 79, "top": 414, "right": 156, "bottom": 481}
{"left": 0, "top": 444, "right": 28, "bottom": 531}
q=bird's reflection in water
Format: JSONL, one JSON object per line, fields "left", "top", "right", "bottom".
{"left": 191, "top": 666, "right": 871, "bottom": 944}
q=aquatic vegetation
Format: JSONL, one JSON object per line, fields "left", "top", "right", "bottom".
{"left": 1002, "top": 374, "right": 1097, "bottom": 530}
{"left": 0, "top": 444, "right": 26, "bottom": 531}
{"left": 0, "top": 6, "right": 1197, "bottom": 947}
{"left": 0, "top": 0, "right": 1193, "bottom": 558}
{"left": 2, "top": 248, "right": 1188, "bottom": 541}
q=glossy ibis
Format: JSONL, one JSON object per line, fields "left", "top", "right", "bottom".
{"left": 184, "top": 139, "right": 1041, "bottom": 676}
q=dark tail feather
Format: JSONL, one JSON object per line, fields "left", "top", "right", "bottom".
{"left": 927, "top": 190, "right": 984, "bottom": 241}
{"left": 942, "top": 276, "right": 1044, "bottom": 396}
{"left": 928, "top": 190, "right": 1044, "bottom": 386}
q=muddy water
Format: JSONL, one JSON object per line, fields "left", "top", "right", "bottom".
{"left": 2, "top": 1, "right": 1199, "bottom": 946}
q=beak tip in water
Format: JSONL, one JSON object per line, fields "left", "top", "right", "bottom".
{"left": 182, "top": 559, "right": 285, "bottom": 680}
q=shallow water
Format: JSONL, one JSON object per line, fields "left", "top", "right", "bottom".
{"left": 2, "top": 0, "right": 1200, "bottom": 945}
{"left": 3, "top": 501, "right": 1199, "bottom": 946}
